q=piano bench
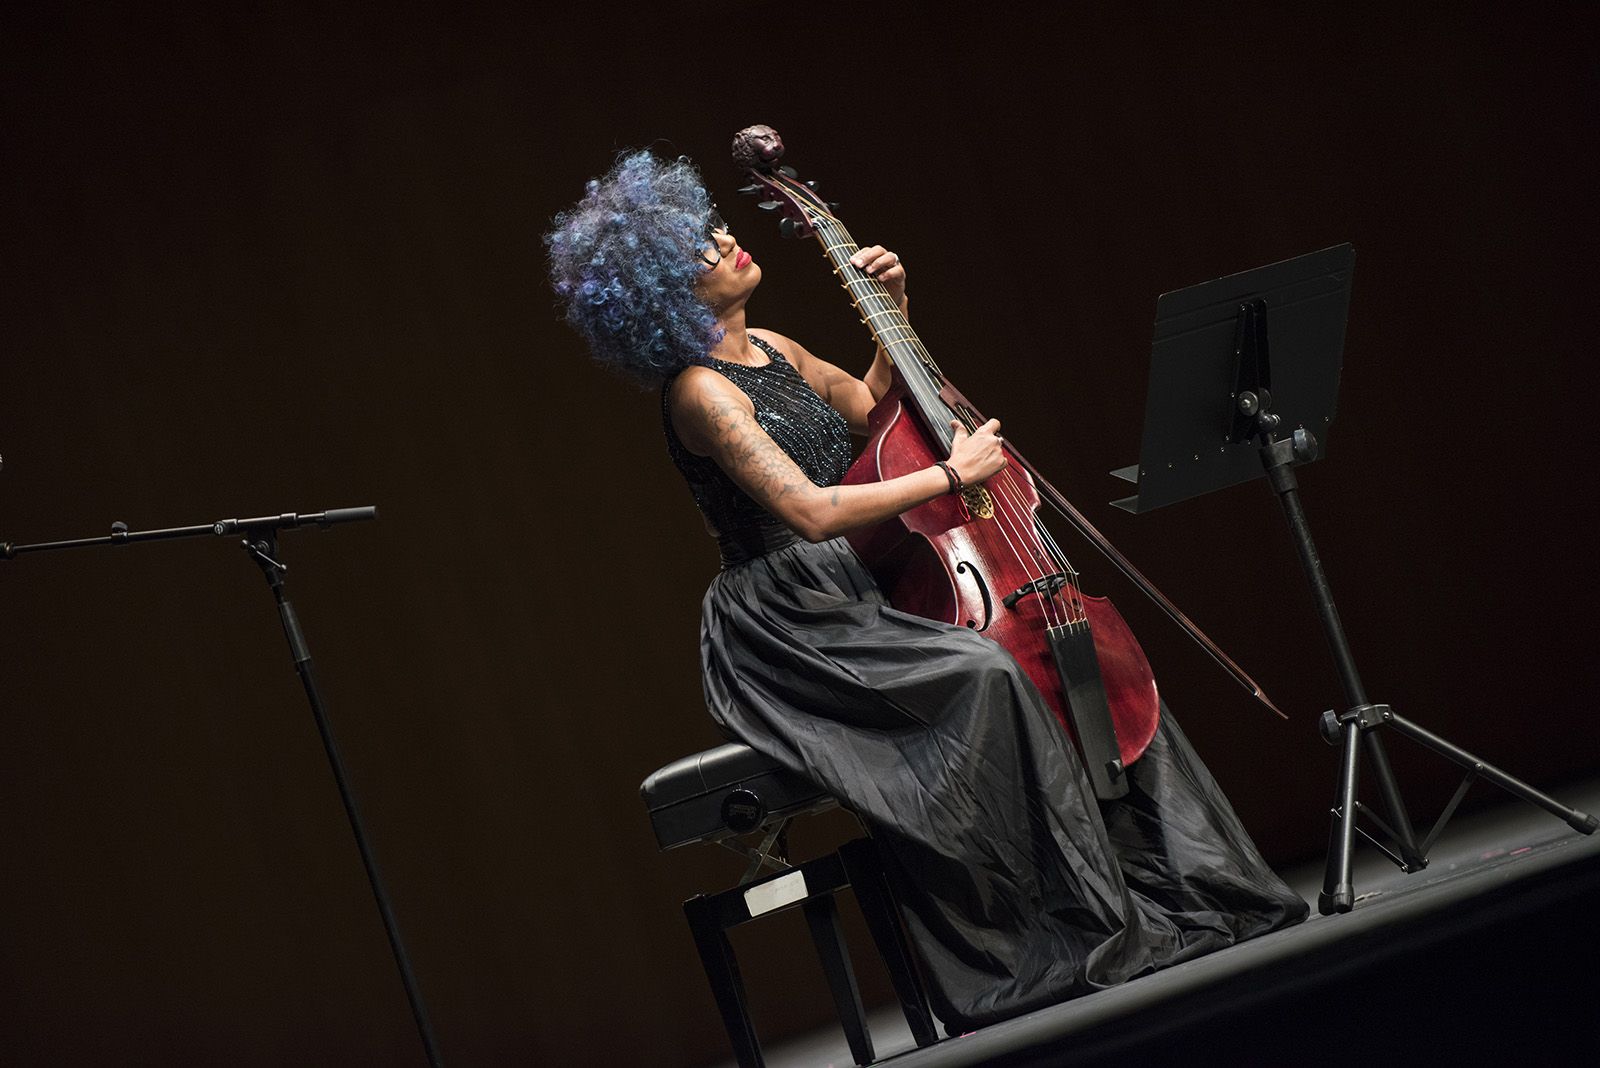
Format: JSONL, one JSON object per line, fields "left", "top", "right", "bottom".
{"left": 641, "top": 743, "right": 938, "bottom": 1067}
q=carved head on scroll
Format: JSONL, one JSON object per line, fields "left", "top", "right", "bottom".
{"left": 731, "top": 125, "right": 841, "bottom": 241}
{"left": 732, "top": 125, "right": 784, "bottom": 172}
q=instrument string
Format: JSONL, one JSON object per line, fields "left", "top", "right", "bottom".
{"left": 766, "top": 172, "right": 1279, "bottom": 715}
{"left": 847, "top": 257, "right": 1089, "bottom": 628}
{"left": 956, "top": 411, "right": 1078, "bottom": 630}
{"left": 815, "top": 213, "right": 1073, "bottom": 604}
{"left": 815, "top": 214, "right": 1072, "bottom": 629}
{"left": 815, "top": 212, "right": 1074, "bottom": 629}
{"left": 941, "top": 401, "right": 1074, "bottom": 630}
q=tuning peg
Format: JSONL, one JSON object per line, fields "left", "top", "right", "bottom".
{"left": 805, "top": 180, "right": 818, "bottom": 189}
{"left": 779, "top": 217, "right": 797, "bottom": 238}
{"left": 737, "top": 184, "right": 759, "bottom": 195}
{"left": 778, "top": 166, "right": 797, "bottom": 178}
{"left": 828, "top": 201, "right": 841, "bottom": 211}
{"left": 757, "top": 200, "right": 781, "bottom": 211}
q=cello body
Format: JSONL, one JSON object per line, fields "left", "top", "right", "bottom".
{"left": 733, "top": 122, "right": 1285, "bottom": 790}
{"left": 843, "top": 374, "right": 1162, "bottom": 770}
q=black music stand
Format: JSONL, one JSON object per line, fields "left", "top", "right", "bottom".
{"left": 1112, "top": 244, "right": 1595, "bottom": 914}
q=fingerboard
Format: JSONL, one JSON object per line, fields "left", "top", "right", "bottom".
{"left": 810, "top": 216, "right": 958, "bottom": 451}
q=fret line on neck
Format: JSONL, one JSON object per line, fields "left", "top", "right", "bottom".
{"left": 812, "top": 218, "right": 951, "bottom": 449}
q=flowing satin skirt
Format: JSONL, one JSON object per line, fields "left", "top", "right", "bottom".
{"left": 700, "top": 537, "right": 1308, "bottom": 1032}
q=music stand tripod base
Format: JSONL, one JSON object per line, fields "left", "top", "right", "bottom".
{"left": 1111, "top": 244, "right": 1596, "bottom": 914}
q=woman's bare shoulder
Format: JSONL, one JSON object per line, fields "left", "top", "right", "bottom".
{"left": 667, "top": 364, "right": 746, "bottom": 407}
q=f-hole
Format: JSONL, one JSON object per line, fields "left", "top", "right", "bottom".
{"left": 956, "top": 560, "right": 993, "bottom": 631}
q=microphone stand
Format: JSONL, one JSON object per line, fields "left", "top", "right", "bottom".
{"left": 3, "top": 507, "right": 444, "bottom": 1067}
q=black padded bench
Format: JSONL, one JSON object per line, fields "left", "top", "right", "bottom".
{"left": 642, "top": 743, "right": 938, "bottom": 1067}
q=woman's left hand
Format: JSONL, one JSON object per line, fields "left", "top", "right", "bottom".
{"left": 850, "top": 245, "right": 908, "bottom": 312}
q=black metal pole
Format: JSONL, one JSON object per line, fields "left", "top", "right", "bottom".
{"left": 1329, "top": 714, "right": 1363, "bottom": 911}
{"left": 1386, "top": 712, "right": 1599, "bottom": 835}
{"left": 1245, "top": 428, "right": 1595, "bottom": 913}
{"left": 3, "top": 508, "right": 443, "bottom": 1063}
{"left": 1259, "top": 437, "right": 1424, "bottom": 912}
{"left": 245, "top": 532, "right": 443, "bottom": 1067}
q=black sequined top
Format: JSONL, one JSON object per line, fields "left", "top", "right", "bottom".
{"left": 662, "top": 334, "right": 853, "bottom": 567}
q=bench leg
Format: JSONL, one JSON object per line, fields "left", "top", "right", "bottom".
{"left": 685, "top": 894, "right": 765, "bottom": 1068}
{"left": 803, "top": 893, "right": 875, "bottom": 1066}
{"left": 840, "top": 838, "right": 939, "bottom": 1048}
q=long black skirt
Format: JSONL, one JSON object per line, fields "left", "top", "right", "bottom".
{"left": 700, "top": 537, "right": 1308, "bottom": 1032}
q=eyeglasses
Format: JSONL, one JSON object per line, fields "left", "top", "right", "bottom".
{"left": 698, "top": 208, "right": 732, "bottom": 267}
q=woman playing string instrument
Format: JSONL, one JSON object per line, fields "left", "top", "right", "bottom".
{"left": 546, "top": 150, "right": 1305, "bottom": 1032}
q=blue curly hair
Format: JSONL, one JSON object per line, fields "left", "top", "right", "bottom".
{"left": 545, "top": 151, "right": 721, "bottom": 385}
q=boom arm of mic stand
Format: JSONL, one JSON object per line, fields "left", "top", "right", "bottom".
{"left": 1, "top": 506, "right": 380, "bottom": 560}
{"left": 214, "top": 506, "right": 380, "bottom": 534}
{"left": 0, "top": 503, "right": 441, "bottom": 1063}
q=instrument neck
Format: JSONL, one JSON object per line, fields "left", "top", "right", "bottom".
{"left": 801, "top": 199, "right": 1283, "bottom": 719}
{"left": 813, "top": 217, "right": 957, "bottom": 449}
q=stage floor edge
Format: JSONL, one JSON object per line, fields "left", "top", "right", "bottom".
{"left": 708, "top": 775, "right": 1600, "bottom": 1067}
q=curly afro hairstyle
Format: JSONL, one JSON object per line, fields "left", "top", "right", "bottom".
{"left": 545, "top": 151, "right": 721, "bottom": 386}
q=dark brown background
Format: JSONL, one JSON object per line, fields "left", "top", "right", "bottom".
{"left": 3, "top": 4, "right": 1596, "bottom": 1065}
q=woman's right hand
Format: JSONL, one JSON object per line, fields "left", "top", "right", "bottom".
{"left": 947, "top": 418, "right": 1007, "bottom": 485}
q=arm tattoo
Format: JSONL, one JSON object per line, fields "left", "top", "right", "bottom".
{"left": 702, "top": 395, "right": 812, "bottom": 507}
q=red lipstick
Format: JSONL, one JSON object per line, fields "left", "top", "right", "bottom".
{"left": 734, "top": 250, "right": 752, "bottom": 269}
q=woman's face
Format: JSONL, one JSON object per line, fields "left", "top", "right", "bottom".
{"left": 693, "top": 212, "right": 761, "bottom": 316}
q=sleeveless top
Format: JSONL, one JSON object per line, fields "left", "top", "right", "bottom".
{"left": 662, "top": 334, "right": 853, "bottom": 568}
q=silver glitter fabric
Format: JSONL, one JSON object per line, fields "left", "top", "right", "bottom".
{"left": 662, "top": 334, "right": 852, "bottom": 567}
